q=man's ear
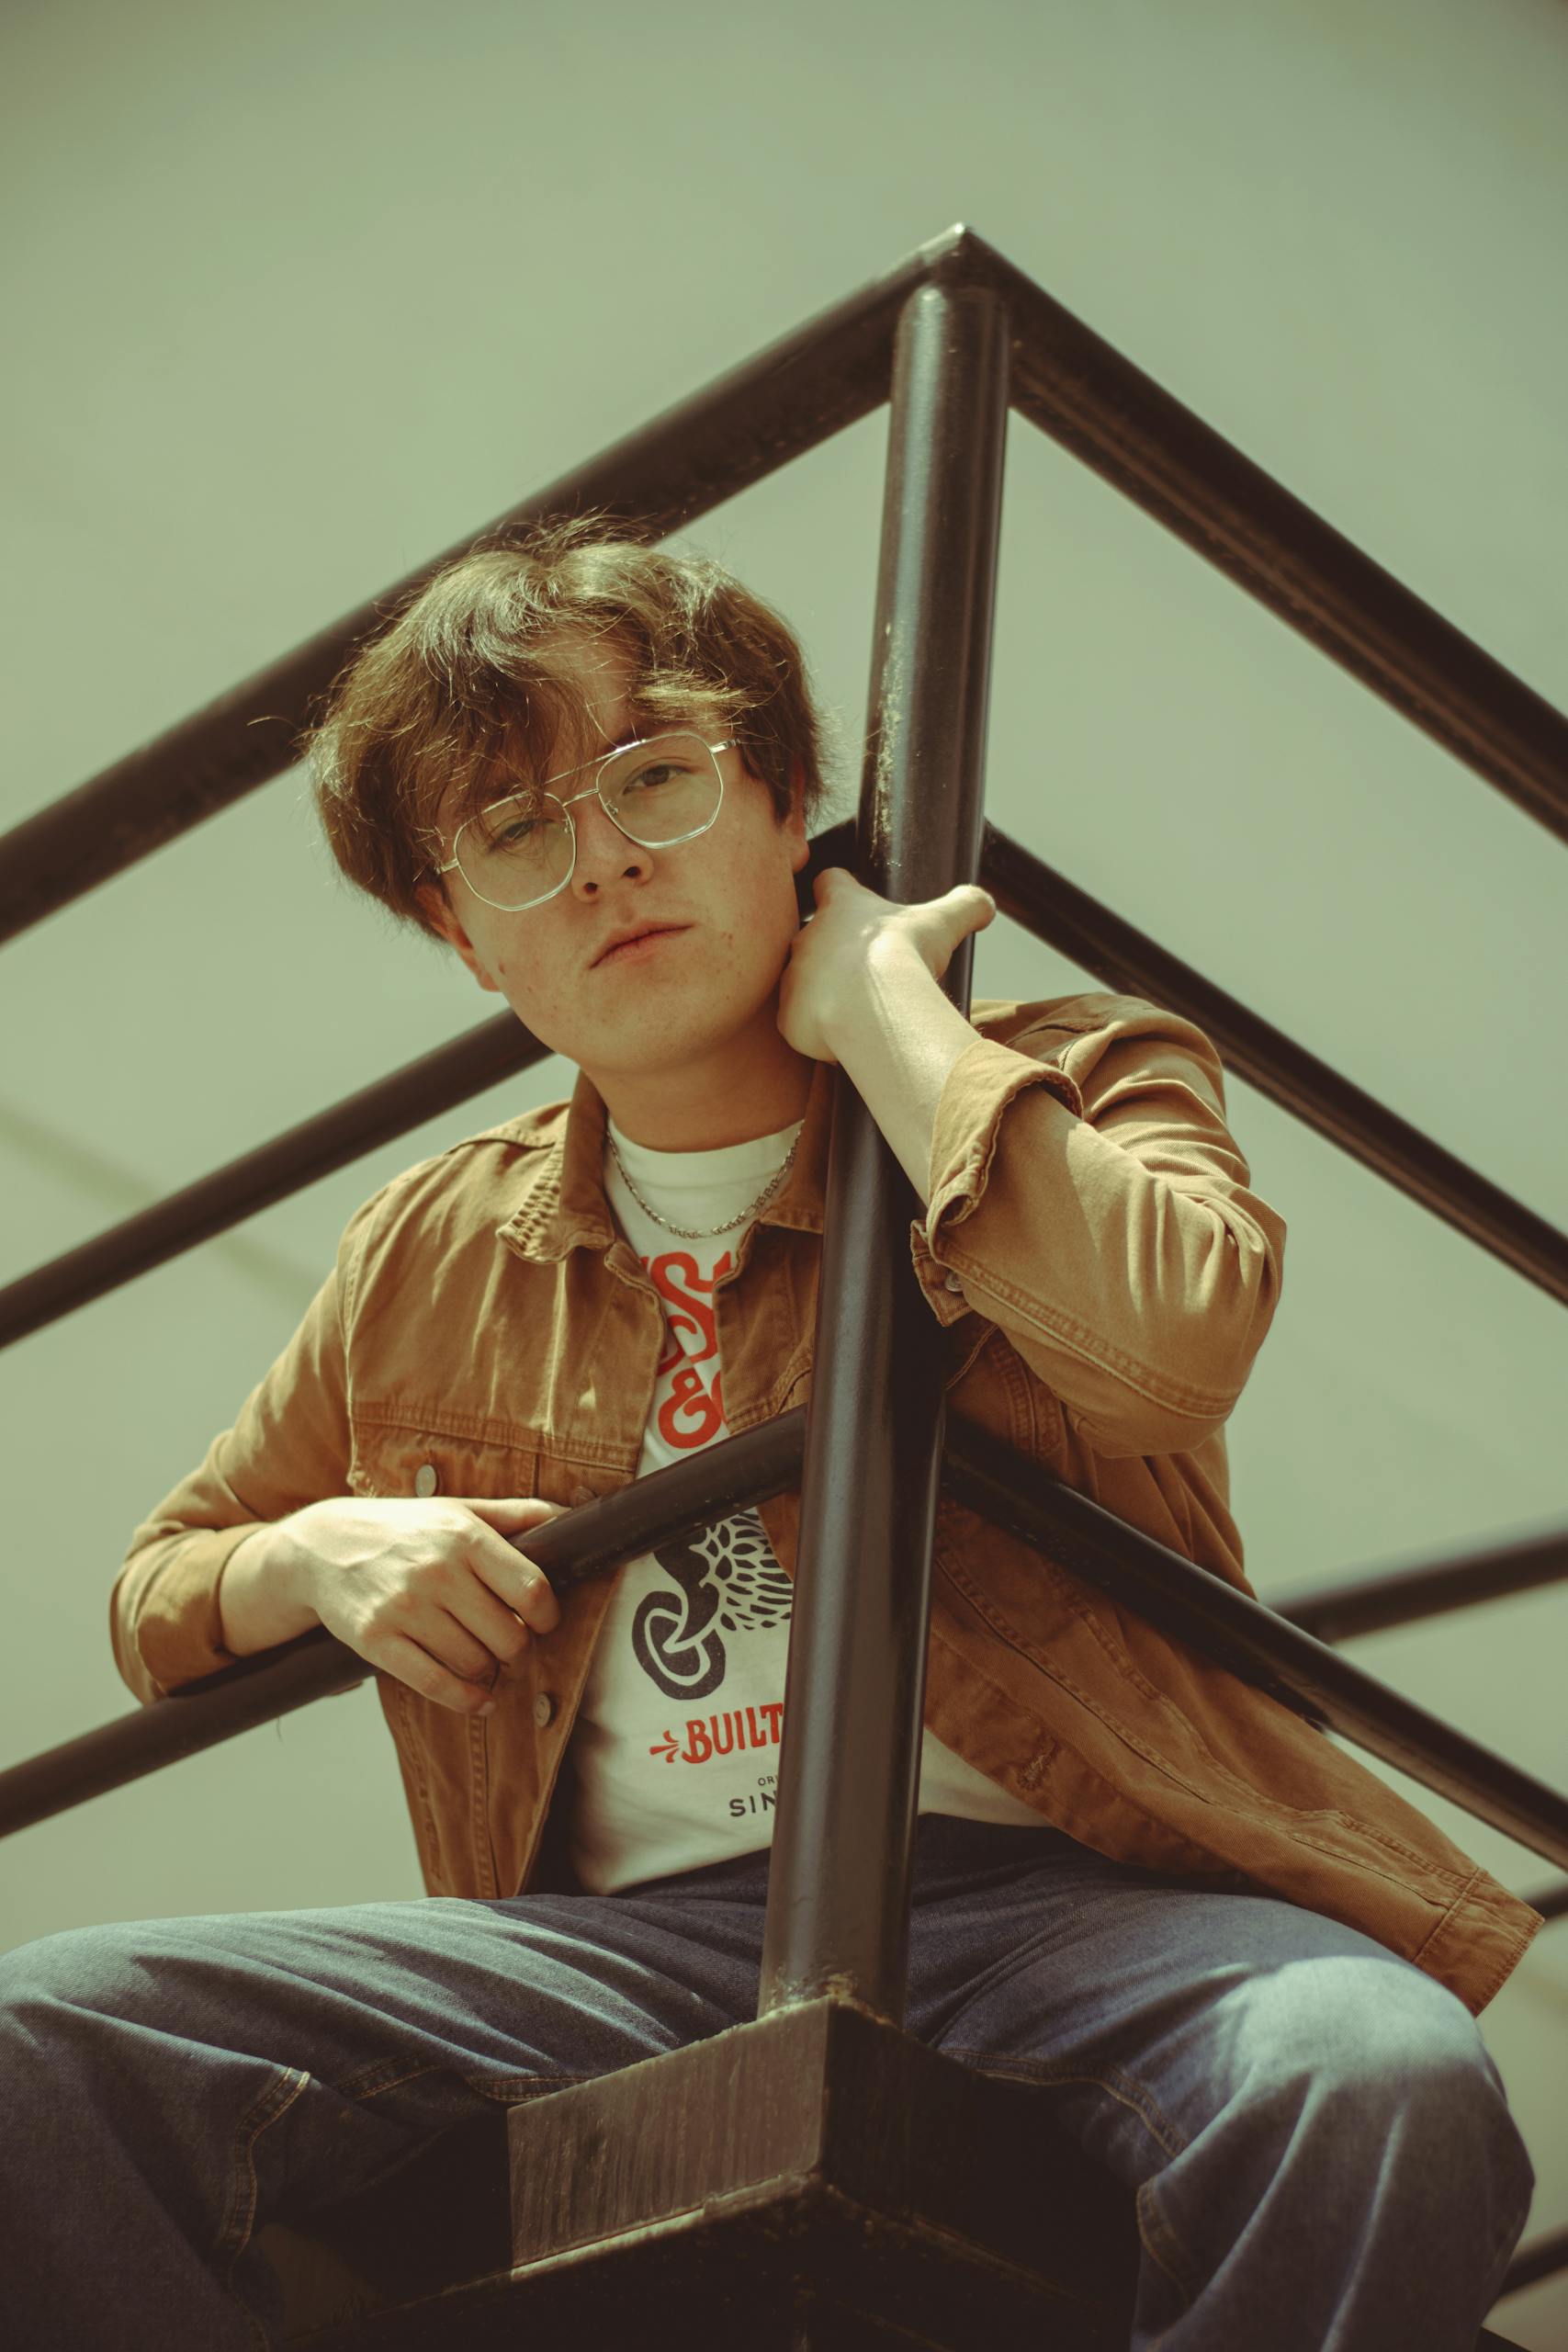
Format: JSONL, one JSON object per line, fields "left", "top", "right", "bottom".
{"left": 414, "top": 881, "right": 502, "bottom": 994}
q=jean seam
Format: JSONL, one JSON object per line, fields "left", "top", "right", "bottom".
{"left": 333, "top": 2056, "right": 446, "bottom": 2104}
{"left": 941, "top": 2045, "right": 1191, "bottom": 2165}
{"left": 213, "top": 2064, "right": 310, "bottom": 2338}
{"left": 1137, "top": 2177, "right": 1204, "bottom": 2340}
{"left": 333, "top": 2058, "right": 584, "bottom": 2107}
{"left": 461, "top": 2070, "right": 586, "bottom": 2103}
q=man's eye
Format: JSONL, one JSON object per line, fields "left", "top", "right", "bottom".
{"left": 483, "top": 797, "right": 547, "bottom": 845}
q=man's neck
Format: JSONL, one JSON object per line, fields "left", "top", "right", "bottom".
{"left": 592, "top": 1017, "right": 816, "bottom": 1152}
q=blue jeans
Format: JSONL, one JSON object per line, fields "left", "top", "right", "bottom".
{"left": 0, "top": 1815, "right": 1532, "bottom": 2350}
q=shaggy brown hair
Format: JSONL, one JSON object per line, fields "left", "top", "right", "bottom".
{"left": 304, "top": 514, "right": 838, "bottom": 938}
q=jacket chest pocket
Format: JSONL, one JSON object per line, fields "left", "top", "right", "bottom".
{"left": 348, "top": 1412, "right": 551, "bottom": 1508}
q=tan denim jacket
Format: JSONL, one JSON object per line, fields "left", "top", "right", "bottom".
{"left": 111, "top": 992, "right": 1541, "bottom": 2014}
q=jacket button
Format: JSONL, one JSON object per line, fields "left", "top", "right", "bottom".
{"left": 570, "top": 1483, "right": 596, "bottom": 1507}
{"left": 532, "top": 1690, "right": 558, "bottom": 1729}
{"left": 413, "top": 1463, "right": 440, "bottom": 1497}
{"left": 943, "top": 1272, "right": 964, "bottom": 1295}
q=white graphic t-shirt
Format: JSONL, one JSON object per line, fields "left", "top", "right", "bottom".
{"left": 564, "top": 1113, "right": 1046, "bottom": 1894}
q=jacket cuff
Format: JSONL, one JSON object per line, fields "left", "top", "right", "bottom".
{"left": 909, "top": 1036, "right": 1083, "bottom": 1320}
{"left": 130, "top": 1527, "right": 259, "bottom": 1698}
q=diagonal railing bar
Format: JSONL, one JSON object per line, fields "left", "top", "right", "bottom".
{"left": 981, "top": 822, "right": 1568, "bottom": 1307}
{"left": 6, "top": 813, "right": 1563, "bottom": 1354}
{"left": 1500, "top": 2222, "right": 1568, "bottom": 2298}
{"left": 0, "top": 1416, "right": 807, "bottom": 1840}
{"left": 6, "top": 1413, "right": 1568, "bottom": 1878}
{"left": 0, "top": 232, "right": 963, "bottom": 948}
{"left": 940, "top": 1416, "right": 1568, "bottom": 1871}
{"left": 0, "top": 1014, "right": 549, "bottom": 1350}
{"left": 1274, "top": 1523, "right": 1568, "bottom": 1644}
{"left": 6, "top": 228, "right": 1567, "bottom": 955}
{"left": 981, "top": 236, "right": 1568, "bottom": 847}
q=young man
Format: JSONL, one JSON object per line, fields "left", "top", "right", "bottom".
{"left": 1, "top": 522, "right": 1539, "bottom": 2349}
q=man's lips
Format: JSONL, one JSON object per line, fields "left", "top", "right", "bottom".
{"left": 592, "top": 924, "right": 689, "bottom": 967}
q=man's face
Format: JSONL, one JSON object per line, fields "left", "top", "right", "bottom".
{"left": 418, "top": 639, "right": 812, "bottom": 1102}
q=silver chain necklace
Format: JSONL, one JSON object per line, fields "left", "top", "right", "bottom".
{"left": 605, "top": 1126, "right": 802, "bottom": 1239}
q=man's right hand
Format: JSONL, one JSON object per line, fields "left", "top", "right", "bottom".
{"left": 219, "top": 1497, "right": 564, "bottom": 1714}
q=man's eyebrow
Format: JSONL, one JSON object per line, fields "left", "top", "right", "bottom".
{"left": 538, "top": 713, "right": 658, "bottom": 784}
{"left": 492, "top": 707, "right": 711, "bottom": 805}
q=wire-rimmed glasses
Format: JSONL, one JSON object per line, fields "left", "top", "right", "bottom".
{"left": 435, "top": 730, "right": 735, "bottom": 912}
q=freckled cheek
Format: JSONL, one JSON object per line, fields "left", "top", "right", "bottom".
{"left": 489, "top": 941, "right": 533, "bottom": 992}
{"left": 496, "top": 958, "right": 549, "bottom": 1017}
{"left": 489, "top": 954, "right": 536, "bottom": 1015}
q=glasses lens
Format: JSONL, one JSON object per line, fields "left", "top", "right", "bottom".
{"left": 603, "top": 731, "right": 721, "bottom": 843}
{"left": 456, "top": 788, "right": 572, "bottom": 908}
{"left": 452, "top": 734, "right": 722, "bottom": 909}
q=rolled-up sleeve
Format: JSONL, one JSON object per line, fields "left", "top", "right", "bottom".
{"left": 909, "top": 995, "right": 1285, "bottom": 1456}
{"left": 109, "top": 1218, "right": 366, "bottom": 1704}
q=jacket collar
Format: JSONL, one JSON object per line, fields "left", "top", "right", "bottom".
{"left": 497, "top": 1054, "right": 836, "bottom": 1264}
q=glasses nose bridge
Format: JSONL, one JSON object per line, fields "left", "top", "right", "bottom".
{"left": 559, "top": 765, "right": 645, "bottom": 876}
{"left": 556, "top": 772, "right": 611, "bottom": 815}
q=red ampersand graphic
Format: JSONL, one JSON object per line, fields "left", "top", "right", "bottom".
{"left": 658, "top": 1361, "right": 726, "bottom": 1448}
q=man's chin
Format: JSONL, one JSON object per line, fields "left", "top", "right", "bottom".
{"left": 570, "top": 990, "right": 782, "bottom": 1080}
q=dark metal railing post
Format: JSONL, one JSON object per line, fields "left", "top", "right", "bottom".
{"left": 758, "top": 272, "right": 1011, "bottom": 2022}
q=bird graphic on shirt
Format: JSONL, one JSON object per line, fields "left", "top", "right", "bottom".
{"left": 631, "top": 1508, "right": 793, "bottom": 1701}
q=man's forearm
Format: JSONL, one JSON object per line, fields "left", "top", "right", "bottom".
{"left": 824, "top": 943, "right": 979, "bottom": 1208}
{"left": 217, "top": 1522, "right": 321, "bottom": 1657}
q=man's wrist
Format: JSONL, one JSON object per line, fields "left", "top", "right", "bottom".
{"left": 217, "top": 1520, "right": 320, "bottom": 1657}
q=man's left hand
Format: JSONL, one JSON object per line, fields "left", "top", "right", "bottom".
{"left": 777, "top": 866, "right": 997, "bottom": 1064}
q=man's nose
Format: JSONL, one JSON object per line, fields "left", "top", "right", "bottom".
{"left": 569, "top": 790, "right": 651, "bottom": 894}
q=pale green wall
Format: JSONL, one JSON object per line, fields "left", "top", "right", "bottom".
{"left": 3, "top": 1, "right": 1565, "bottom": 2338}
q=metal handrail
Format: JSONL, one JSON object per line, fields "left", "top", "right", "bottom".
{"left": 981, "top": 825, "right": 1568, "bottom": 1307}
{"left": 4, "top": 227, "right": 1565, "bottom": 950}
{"left": 987, "top": 236, "right": 1568, "bottom": 847}
{"left": 0, "top": 1014, "right": 547, "bottom": 1348}
{"left": 1500, "top": 2221, "right": 1568, "bottom": 2298}
{"left": 6, "top": 1412, "right": 1567, "bottom": 1883}
{"left": 0, "top": 1419, "right": 806, "bottom": 1839}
